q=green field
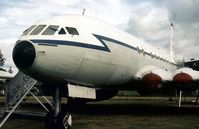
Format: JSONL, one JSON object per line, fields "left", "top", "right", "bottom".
{"left": 1, "top": 97, "right": 199, "bottom": 129}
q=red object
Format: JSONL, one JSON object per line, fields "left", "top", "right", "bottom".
{"left": 142, "top": 73, "right": 162, "bottom": 89}
{"left": 173, "top": 72, "right": 193, "bottom": 83}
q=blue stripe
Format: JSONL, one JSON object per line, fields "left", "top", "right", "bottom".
{"left": 31, "top": 36, "right": 110, "bottom": 52}
{"left": 93, "top": 34, "right": 137, "bottom": 51}
{"left": 31, "top": 34, "right": 138, "bottom": 52}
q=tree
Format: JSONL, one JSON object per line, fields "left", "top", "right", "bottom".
{"left": 0, "top": 49, "right": 5, "bottom": 67}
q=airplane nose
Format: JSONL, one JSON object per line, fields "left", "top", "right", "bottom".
{"left": 12, "top": 41, "right": 36, "bottom": 69}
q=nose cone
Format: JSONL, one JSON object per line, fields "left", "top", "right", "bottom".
{"left": 12, "top": 41, "right": 36, "bottom": 69}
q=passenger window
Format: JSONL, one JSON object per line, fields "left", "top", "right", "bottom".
{"left": 30, "top": 25, "right": 46, "bottom": 35}
{"left": 141, "top": 49, "right": 145, "bottom": 55}
{"left": 154, "top": 54, "right": 157, "bottom": 59}
{"left": 137, "top": 47, "right": 141, "bottom": 54}
{"left": 42, "top": 25, "right": 59, "bottom": 35}
{"left": 150, "top": 52, "right": 153, "bottom": 58}
{"left": 58, "top": 28, "right": 66, "bottom": 34}
{"left": 23, "top": 25, "right": 36, "bottom": 35}
{"left": 65, "top": 27, "right": 79, "bottom": 35}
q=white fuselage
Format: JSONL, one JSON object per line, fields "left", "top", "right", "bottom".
{"left": 15, "top": 15, "right": 177, "bottom": 88}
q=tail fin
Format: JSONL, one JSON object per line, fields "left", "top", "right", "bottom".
{"left": 170, "top": 22, "right": 174, "bottom": 59}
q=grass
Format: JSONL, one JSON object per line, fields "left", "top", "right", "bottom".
{"left": 0, "top": 96, "right": 199, "bottom": 129}
{"left": 73, "top": 115, "right": 199, "bottom": 129}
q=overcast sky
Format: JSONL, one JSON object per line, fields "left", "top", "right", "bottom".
{"left": 0, "top": 0, "right": 199, "bottom": 72}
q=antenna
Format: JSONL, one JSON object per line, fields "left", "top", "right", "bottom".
{"left": 8, "top": 66, "right": 13, "bottom": 74}
{"left": 170, "top": 22, "right": 174, "bottom": 59}
{"left": 82, "top": 8, "right": 86, "bottom": 15}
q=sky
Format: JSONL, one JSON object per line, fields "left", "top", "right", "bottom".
{"left": 0, "top": 0, "right": 199, "bottom": 72}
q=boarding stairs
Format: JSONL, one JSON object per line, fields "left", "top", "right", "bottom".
{"left": 0, "top": 72, "right": 37, "bottom": 128}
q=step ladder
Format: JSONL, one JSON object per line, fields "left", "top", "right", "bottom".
{"left": 0, "top": 72, "right": 37, "bottom": 128}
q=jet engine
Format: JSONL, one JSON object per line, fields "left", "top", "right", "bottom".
{"left": 173, "top": 68, "right": 199, "bottom": 83}
{"left": 136, "top": 66, "right": 172, "bottom": 95}
{"left": 173, "top": 68, "right": 199, "bottom": 91}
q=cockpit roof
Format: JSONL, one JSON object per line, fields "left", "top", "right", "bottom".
{"left": 34, "top": 14, "right": 106, "bottom": 27}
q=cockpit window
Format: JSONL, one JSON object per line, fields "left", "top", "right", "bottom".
{"left": 58, "top": 28, "right": 66, "bottom": 34}
{"left": 23, "top": 25, "right": 36, "bottom": 35}
{"left": 42, "top": 25, "right": 59, "bottom": 35}
{"left": 65, "top": 27, "right": 79, "bottom": 35}
{"left": 30, "top": 25, "right": 46, "bottom": 35}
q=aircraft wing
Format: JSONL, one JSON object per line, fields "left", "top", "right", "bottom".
{"left": 133, "top": 65, "right": 173, "bottom": 95}
{"left": 134, "top": 65, "right": 199, "bottom": 95}
{"left": 135, "top": 65, "right": 172, "bottom": 84}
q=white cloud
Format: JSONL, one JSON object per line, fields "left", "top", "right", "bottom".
{"left": 124, "top": 0, "right": 199, "bottom": 61}
{"left": 125, "top": 2, "right": 170, "bottom": 50}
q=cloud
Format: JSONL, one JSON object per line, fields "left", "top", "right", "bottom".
{"left": 166, "top": 0, "right": 199, "bottom": 23}
{"left": 125, "top": 2, "right": 170, "bottom": 49}
{"left": 165, "top": 0, "right": 199, "bottom": 60}
{"left": 124, "top": 0, "right": 199, "bottom": 60}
